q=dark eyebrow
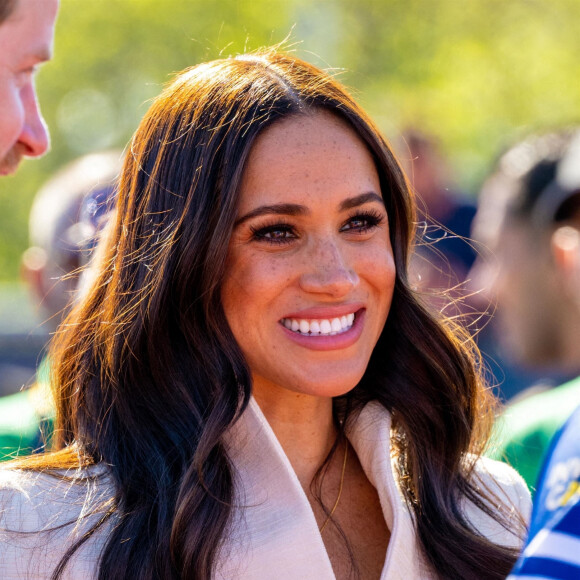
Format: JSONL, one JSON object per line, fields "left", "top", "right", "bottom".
{"left": 235, "top": 203, "right": 308, "bottom": 226}
{"left": 339, "top": 192, "right": 384, "bottom": 211}
{"left": 234, "top": 192, "right": 384, "bottom": 227}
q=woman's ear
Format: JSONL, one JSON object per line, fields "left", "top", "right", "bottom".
{"left": 551, "top": 225, "right": 580, "bottom": 293}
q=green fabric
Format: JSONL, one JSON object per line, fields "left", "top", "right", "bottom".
{"left": 0, "top": 356, "right": 54, "bottom": 461}
{"left": 0, "top": 389, "right": 43, "bottom": 461}
{"left": 489, "top": 375, "right": 580, "bottom": 496}
{"left": 36, "top": 355, "right": 51, "bottom": 388}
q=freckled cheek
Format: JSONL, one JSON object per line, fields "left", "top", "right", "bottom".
{"left": 357, "top": 246, "right": 396, "bottom": 286}
{"left": 222, "top": 252, "right": 297, "bottom": 313}
{"left": 357, "top": 246, "right": 396, "bottom": 323}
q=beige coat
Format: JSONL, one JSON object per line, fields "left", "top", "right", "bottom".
{"left": 0, "top": 399, "right": 531, "bottom": 579}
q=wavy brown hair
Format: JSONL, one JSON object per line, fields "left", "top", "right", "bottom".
{"left": 15, "top": 50, "right": 523, "bottom": 579}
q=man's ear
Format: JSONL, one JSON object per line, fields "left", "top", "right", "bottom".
{"left": 551, "top": 226, "right": 580, "bottom": 291}
{"left": 20, "top": 246, "right": 49, "bottom": 303}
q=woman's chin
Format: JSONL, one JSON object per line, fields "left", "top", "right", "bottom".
{"left": 251, "top": 369, "right": 365, "bottom": 402}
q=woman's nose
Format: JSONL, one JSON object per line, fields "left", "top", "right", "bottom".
{"left": 19, "top": 83, "right": 50, "bottom": 158}
{"left": 299, "top": 239, "right": 360, "bottom": 297}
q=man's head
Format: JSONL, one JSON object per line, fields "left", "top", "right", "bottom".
{"left": 470, "top": 130, "right": 580, "bottom": 371}
{"left": 0, "top": 0, "right": 59, "bottom": 175}
{"left": 21, "top": 151, "right": 121, "bottom": 332}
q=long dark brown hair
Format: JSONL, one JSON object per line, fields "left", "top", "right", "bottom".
{"left": 15, "top": 49, "right": 523, "bottom": 579}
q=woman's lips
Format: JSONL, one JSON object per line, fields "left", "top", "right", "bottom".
{"left": 278, "top": 308, "right": 365, "bottom": 351}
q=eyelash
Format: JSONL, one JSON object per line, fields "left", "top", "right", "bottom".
{"left": 250, "top": 210, "right": 385, "bottom": 245}
{"left": 341, "top": 209, "right": 385, "bottom": 234}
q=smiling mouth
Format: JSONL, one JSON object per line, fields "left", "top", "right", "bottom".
{"left": 280, "top": 313, "right": 356, "bottom": 336}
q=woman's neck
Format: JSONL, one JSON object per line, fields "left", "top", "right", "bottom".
{"left": 252, "top": 382, "right": 337, "bottom": 488}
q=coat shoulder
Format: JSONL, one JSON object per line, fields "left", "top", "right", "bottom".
{"left": 464, "top": 455, "right": 532, "bottom": 548}
{"left": 0, "top": 464, "right": 112, "bottom": 579}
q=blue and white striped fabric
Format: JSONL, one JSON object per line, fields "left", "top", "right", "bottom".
{"left": 509, "top": 502, "right": 580, "bottom": 579}
{"left": 509, "top": 404, "right": 580, "bottom": 580}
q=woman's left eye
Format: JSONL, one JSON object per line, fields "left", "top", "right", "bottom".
{"left": 341, "top": 211, "right": 384, "bottom": 233}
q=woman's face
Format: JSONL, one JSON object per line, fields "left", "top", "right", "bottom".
{"left": 221, "top": 111, "right": 396, "bottom": 402}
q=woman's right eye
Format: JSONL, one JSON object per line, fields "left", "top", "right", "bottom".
{"left": 250, "top": 224, "right": 297, "bottom": 245}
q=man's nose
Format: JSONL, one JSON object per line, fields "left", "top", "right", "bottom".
{"left": 299, "top": 239, "right": 359, "bottom": 297}
{"left": 19, "top": 82, "right": 50, "bottom": 158}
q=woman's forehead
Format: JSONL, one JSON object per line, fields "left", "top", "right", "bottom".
{"left": 236, "top": 111, "right": 381, "bottom": 213}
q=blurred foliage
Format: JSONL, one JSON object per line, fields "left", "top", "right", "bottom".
{"left": 0, "top": 0, "right": 579, "bottom": 281}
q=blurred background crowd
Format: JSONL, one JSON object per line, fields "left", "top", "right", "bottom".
{"left": 1, "top": 0, "right": 580, "bottom": 491}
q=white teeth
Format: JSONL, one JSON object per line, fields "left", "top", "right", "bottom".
{"left": 280, "top": 312, "right": 357, "bottom": 336}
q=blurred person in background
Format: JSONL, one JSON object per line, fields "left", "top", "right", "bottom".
{"left": 401, "top": 130, "right": 554, "bottom": 402}
{"left": 0, "top": 0, "right": 59, "bottom": 176}
{"left": 469, "top": 130, "right": 580, "bottom": 492}
{"left": 400, "top": 129, "right": 538, "bottom": 405}
{"left": 0, "top": 151, "right": 120, "bottom": 460}
{"left": 401, "top": 129, "right": 477, "bottom": 308}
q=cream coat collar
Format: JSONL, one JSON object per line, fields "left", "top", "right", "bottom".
{"left": 220, "top": 398, "right": 433, "bottom": 579}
